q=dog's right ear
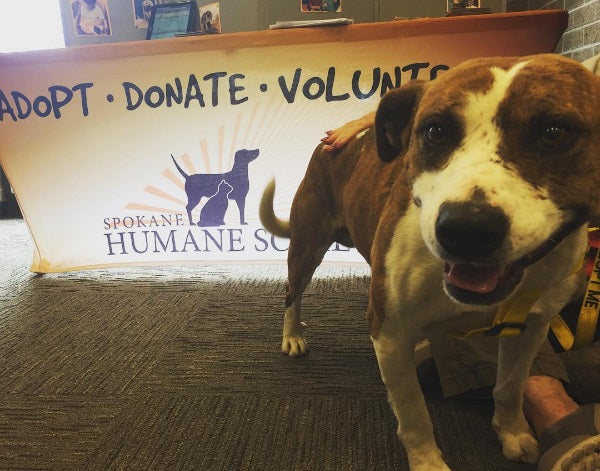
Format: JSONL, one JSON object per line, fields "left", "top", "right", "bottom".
{"left": 375, "top": 80, "right": 426, "bottom": 162}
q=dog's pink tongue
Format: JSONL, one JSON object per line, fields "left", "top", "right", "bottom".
{"left": 444, "top": 263, "right": 500, "bottom": 293}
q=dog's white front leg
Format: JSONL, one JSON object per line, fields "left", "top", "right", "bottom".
{"left": 492, "top": 314, "right": 550, "bottom": 464}
{"left": 281, "top": 299, "right": 308, "bottom": 357}
{"left": 372, "top": 322, "right": 451, "bottom": 471}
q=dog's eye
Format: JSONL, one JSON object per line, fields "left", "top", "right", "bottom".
{"left": 540, "top": 124, "right": 569, "bottom": 148}
{"left": 424, "top": 122, "right": 449, "bottom": 146}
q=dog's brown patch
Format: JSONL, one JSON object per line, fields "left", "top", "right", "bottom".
{"left": 496, "top": 55, "right": 600, "bottom": 223}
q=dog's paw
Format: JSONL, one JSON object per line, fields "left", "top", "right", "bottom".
{"left": 498, "top": 430, "right": 539, "bottom": 464}
{"left": 493, "top": 411, "right": 540, "bottom": 463}
{"left": 411, "top": 462, "right": 451, "bottom": 471}
{"left": 408, "top": 454, "right": 452, "bottom": 471}
{"left": 281, "top": 335, "right": 308, "bottom": 357}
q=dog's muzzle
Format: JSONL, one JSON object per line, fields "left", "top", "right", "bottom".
{"left": 435, "top": 201, "right": 517, "bottom": 305}
{"left": 434, "top": 201, "right": 583, "bottom": 306}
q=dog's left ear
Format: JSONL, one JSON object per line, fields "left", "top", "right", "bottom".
{"left": 375, "top": 80, "right": 427, "bottom": 162}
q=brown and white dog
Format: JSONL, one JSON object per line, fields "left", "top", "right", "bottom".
{"left": 259, "top": 54, "right": 600, "bottom": 470}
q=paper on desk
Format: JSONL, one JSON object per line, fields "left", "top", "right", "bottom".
{"left": 269, "top": 18, "right": 354, "bottom": 29}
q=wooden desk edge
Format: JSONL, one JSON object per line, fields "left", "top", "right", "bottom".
{"left": 0, "top": 10, "right": 568, "bottom": 67}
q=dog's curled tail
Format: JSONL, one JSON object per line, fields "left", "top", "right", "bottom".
{"left": 259, "top": 179, "right": 290, "bottom": 239}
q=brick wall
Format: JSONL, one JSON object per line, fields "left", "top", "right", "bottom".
{"left": 508, "top": 0, "right": 599, "bottom": 60}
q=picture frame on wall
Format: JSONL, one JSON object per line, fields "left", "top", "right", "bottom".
{"left": 71, "top": 0, "right": 112, "bottom": 36}
{"left": 447, "top": 0, "right": 480, "bottom": 10}
{"left": 301, "top": 0, "right": 342, "bottom": 12}
{"left": 133, "top": 0, "right": 155, "bottom": 29}
{"left": 198, "top": 2, "right": 221, "bottom": 34}
{"left": 146, "top": 2, "right": 198, "bottom": 39}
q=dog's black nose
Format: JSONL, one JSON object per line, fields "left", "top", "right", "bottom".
{"left": 435, "top": 202, "right": 509, "bottom": 260}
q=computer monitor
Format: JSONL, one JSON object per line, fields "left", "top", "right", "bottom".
{"left": 147, "top": 2, "right": 198, "bottom": 40}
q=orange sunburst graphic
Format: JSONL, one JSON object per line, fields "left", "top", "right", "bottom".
{"left": 122, "top": 100, "right": 297, "bottom": 225}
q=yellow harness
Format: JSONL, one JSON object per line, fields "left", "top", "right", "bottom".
{"left": 453, "top": 228, "right": 600, "bottom": 350}
{"left": 551, "top": 242, "right": 600, "bottom": 350}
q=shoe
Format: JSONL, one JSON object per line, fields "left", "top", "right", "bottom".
{"left": 538, "top": 404, "right": 600, "bottom": 471}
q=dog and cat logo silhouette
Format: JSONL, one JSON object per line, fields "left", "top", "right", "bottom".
{"left": 171, "top": 149, "right": 260, "bottom": 227}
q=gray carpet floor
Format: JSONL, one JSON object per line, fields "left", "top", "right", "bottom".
{"left": 0, "top": 218, "right": 537, "bottom": 470}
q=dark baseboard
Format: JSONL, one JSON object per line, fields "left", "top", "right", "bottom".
{"left": 0, "top": 199, "right": 22, "bottom": 219}
{"left": 0, "top": 167, "right": 22, "bottom": 219}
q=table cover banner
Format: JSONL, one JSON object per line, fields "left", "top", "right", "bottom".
{"left": 0, "top": 14, "right": 567, "bottom": 272}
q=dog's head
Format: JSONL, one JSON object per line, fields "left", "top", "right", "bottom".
{"left": 201, "top": 11, "right": 213, "bottom": 28}
{"left": 376, "top": 54, "right": 600, "bottom": 305}
{"left": 234, "top": 149, "right": 260, "bottom": 164}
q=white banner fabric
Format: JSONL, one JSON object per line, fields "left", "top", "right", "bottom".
{"left": 0, "top": 13, "right": 566, "bottom": 272}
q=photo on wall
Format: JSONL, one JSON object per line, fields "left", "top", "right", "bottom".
{"left": 198, "top": 2, "right": 221, "bottom": 34}
{"left": 447, "top": 0, "right": 480, "bottom": 9}
{"left": 133, "top": 0, "right": 154, "bottom": 28}
{"left": 301, "top": 0, "right": 342, "bottom": 12}
{"left": 71, "top": 0, "right": 112, "bottom": 36}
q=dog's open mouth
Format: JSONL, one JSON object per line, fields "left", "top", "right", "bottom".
{"left": 442, "top": 220, "right": 582, "bottom": 305}
{"left": 443, "top": 262, "right": 523, "bottom": 305}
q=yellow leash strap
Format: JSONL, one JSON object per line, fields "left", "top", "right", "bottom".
{"left": 452, "top": 236, "right": 593, "bottom": 342}
{"left": 550, "top": 315, "right": 575, "bottom": 351}
{"left": 486, "top": 289, "right": 543, "bottom": 337}
{"left": 451, "top": 289, "right": 541, "bottom": 340}
{"left": 550, "top": 244, "right": 600, "bottom": 351}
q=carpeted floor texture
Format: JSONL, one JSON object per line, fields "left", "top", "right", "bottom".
{"left": 0, "top": 218, "right": 537, "bottom": 470}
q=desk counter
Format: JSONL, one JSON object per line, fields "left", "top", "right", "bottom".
{"left": 0, "top": 11, "right": 568, "bottom": 272}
